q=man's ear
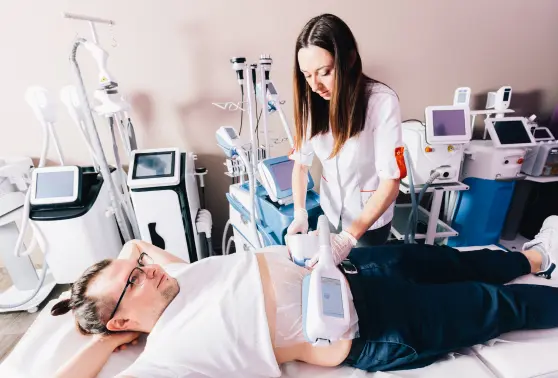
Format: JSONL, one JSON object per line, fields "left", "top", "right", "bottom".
{"left": 106, "top": 317, "right": 137, "bottom": 332}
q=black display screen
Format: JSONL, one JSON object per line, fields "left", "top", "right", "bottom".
{"left": 132, "top": 151, "right": 175, "bottom": 179}
{"left": 493, "top": 120, "right": 532, "bottom": 145}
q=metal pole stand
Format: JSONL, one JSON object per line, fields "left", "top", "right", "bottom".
{"left": 390, "top": 181, "right": 470, "bottom": 245}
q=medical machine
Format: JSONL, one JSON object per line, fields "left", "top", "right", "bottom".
{"left": 217, "top": 125, "right": 321, "bottom": 253}
{"left": 1, "top": 80, "right": 126, "bottom": 312}
{"left": 521, "top": 127, "right": 558, "bottom": 177}
{"left": 302, "top": 216, "right": 351, "bottom": 346}
{"left": 0, "top": 13, "right": 145, "bottom": 312}
{"left": 486, "top": 86, "right": 512, "bottom": 118}
{"left": 255, "top": 79, "right": 295, "bottom": 148}
{"left": 65, "top": 12, "right": 140, "bottom": 243}
{"left": 216, "top": 55, "right": 322, "bottom": 254}
{"left": 399, "top": 105, "right": 472, "bottom": 244}
{"left": 0, "top": 158, "right": 57, "bottom": 313}
{"left": 128, "top": 148, "right": 212, "bottom": 262}
{"left": 448, "top": 117, "right": 536, "bottom": 247}
{"left": 402, "top": 105, "right": 472, "bottom": 187}
{"left": 454, "top": 87, "right": 471, "bottom": 106}
{"left": 0, "top": 116, "right": 123, "bottom": 311}
{"left": 29, "top": 166, "right": 123, "bottom": 284}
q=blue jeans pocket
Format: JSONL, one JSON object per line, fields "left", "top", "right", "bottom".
{"left": 355, "top": 341, "right": 417, "bottom": 372}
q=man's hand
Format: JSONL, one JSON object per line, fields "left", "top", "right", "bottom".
{"left": 305, "top": 231, "right": 357, "bottom": 269}
{"left": 94, "top": 331, "right": 141, "bottom": 353}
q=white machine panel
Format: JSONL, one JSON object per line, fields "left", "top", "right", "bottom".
{"left": 228, "top": 185, "right": 264, "bottom": 250}
{"left": 30, "top": 166, "right": 80, "bottom": 206}
{"left": 129, "top": 149, "right": 203, "bottom": 262}
{"left": 462, "top": 140, "right": 527, "bottom": 181}
{"left": 425, "top": 105, "right": 471, "bottom": 145}
{"left": 402, "top": 121, "right": 468, "bottom": 186}
{"left": 130, "top": 189, "right": 190, "bottom": 262}
{"left": 522, "top": 127, "right": 558, "bottom": 177}
{"left": 35, "top": 175, "right": 122, "bottom": 284}
{"left": 184, "top": 152, "right": 202, "bottom": 256}
{"left": 0, "top": 221, "right": 39, "bottom": 290}
{"left": 453, "top": 87, "right": 471, "bottom": 106}
{"left": 485, "top": 117, "right": 536, "bottom": 149}
{"left": 128, "top": 148, "right": 180, "bottom": 189}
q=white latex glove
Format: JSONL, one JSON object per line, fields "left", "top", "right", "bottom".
{"left": 305, "top": 230, "right": 357, "bottom": 269}
{"left": 287, "top": 208, "right": 309, "bottom": 235}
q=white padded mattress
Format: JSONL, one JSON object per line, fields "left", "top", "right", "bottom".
{"left": 1, "top": 245, "right": 558, "bottom": 378}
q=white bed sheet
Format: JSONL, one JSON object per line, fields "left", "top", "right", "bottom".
{"left": 1, "top": 245, "right": 557, "bottom": 378}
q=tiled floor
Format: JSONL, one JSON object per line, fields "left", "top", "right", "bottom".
{"left": 0, "top": 269, "right": 69, "bottom": 363}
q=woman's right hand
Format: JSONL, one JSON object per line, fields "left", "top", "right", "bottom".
{"left": 287, "top": 208, "right": 309, "bottom": 235}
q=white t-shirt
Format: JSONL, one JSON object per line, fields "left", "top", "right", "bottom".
{"left": 118, "top": 252, "right": 281, "bottom": 378}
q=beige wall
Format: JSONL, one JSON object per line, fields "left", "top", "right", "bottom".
{"left": 2, "top": 0, "right": 558, "bottom": 248}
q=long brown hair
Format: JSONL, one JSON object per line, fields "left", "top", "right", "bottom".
{"left": 293, "top": 13, "right": 374, "bottom": 158}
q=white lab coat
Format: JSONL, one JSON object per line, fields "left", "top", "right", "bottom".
{"left": 290, "top": 83, "right": 406, "bottom": 231}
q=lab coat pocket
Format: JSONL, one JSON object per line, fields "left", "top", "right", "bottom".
{"left": 360, "top": 190, "right": 375, "bottom": 209}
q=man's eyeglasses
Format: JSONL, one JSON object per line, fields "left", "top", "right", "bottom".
{"left": 109, "top": 252, "right": 154, "bottom": 320}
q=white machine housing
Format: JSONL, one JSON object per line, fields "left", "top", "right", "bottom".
{"left": 453, "top": 87, "right": 471, "bottom": 106}
{"left": 30, "top": 166, "right": 81, "bottom": 206}
{"left": 522, "top": 127, "right": 558, "bottom": 177}
{"left": 31, "top": 168, "right": 123, "bottom": 284}
{"left": 485, "top": 117, "right": 537, "bottom": 149}
{"left": 0, "top": 157, "right": 58, "bottom": 313}
{"left": 0, "top": 157, "right": 41, "bottom": 291}
{"left": 486, "top": 86, "right": 512, "bottom": 112}
{"left": 462, "top": 141, "right": 527, "bottom": 181}
{"left": 302, "top": 216, "right": 351, "bottom": 346}
{"left": 227, "top": 183, "right": 264, "bottom": 252}
{"left": 462, "top": 118, "right": 536, "bottom": 181}
{"left": 402, "top": 105, "right": 471, "bottom": 186}
{"left": 128, "top": 147, "right": 203, "bottom": 262}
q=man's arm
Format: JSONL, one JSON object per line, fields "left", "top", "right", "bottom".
{"left": 118, "top": 239, "right": 187, "bottom": 265}
{"left": 53, "top": 332, "right": 139, "bottom": 378}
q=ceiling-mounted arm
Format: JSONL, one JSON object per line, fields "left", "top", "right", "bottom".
{"left": 63, "top": 12, "right": 117, "bottom": 89}
{"left": 62, "top": 12, "right": 115, "bottom": 44}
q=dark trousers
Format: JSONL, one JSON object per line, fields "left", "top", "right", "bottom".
{"left": 342, "top": 244, "right": 558, "bottom": 371}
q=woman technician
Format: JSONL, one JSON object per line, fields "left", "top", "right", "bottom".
{"left": 287, "top": 14, "right": 406, "bottom": 263}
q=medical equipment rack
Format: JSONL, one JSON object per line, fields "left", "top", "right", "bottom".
{"left": 390, "top": 181, "right": 470, "bottom": 245}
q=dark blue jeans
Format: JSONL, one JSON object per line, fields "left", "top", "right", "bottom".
{"left": 342, "top": 244, "right": 558, "bottom": 371}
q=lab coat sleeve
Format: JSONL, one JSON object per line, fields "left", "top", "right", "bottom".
{"left": 371, "top": 91, "right": 407, "bottom": 180}
{"left": 289, "top": 124, "right": 315, "bottom": 166}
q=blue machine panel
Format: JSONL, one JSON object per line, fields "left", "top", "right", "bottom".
{"left": 448, "top": 177, "right": 515, "bottom": 247}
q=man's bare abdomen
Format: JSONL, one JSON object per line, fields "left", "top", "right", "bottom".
{"left": 256, "top": 254, "right": 352, "bottom": 367}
